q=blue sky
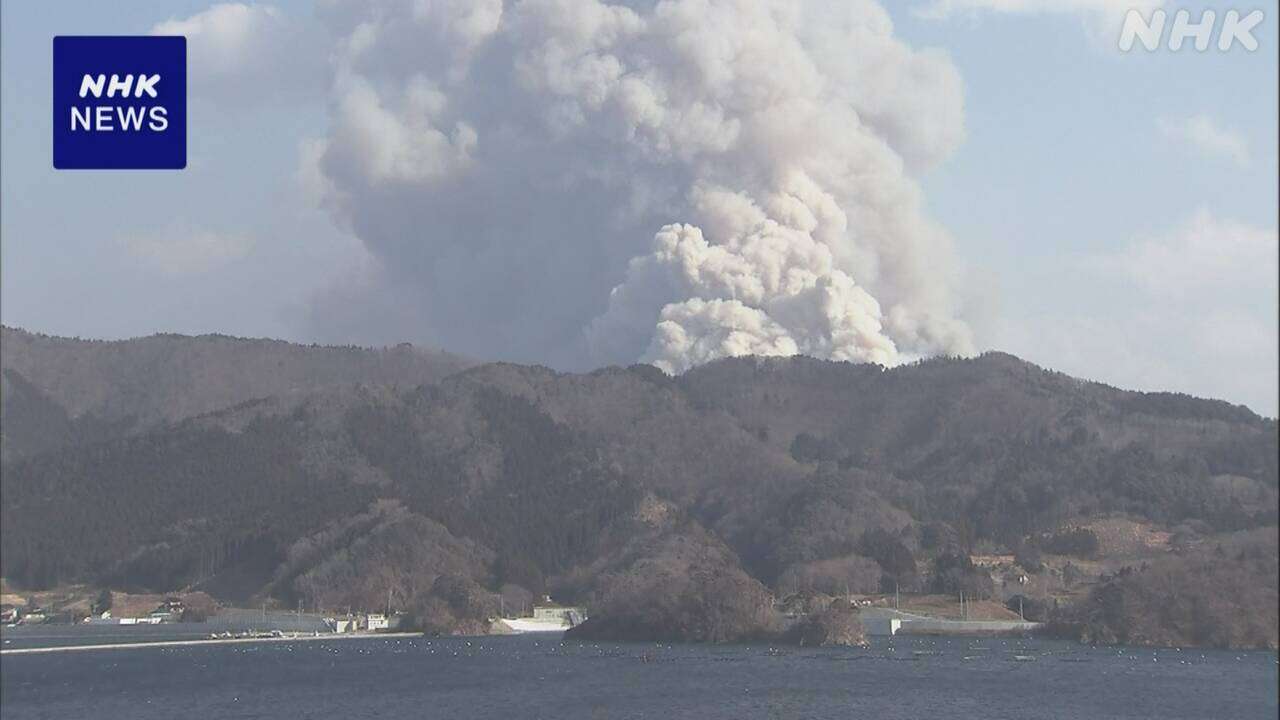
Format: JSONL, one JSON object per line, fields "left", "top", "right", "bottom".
{"left": 895, "top": 2, "right": 1278, "bottom": 413}
{"left": 2, "top": 0, "right": 1276, "bottom": 414}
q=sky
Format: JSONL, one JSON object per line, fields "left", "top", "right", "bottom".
{"left": 1, "top": 0, "right": 1276, "bottom": 415}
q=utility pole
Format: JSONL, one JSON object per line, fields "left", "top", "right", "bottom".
{"left": 894, "top": 580, "right": 900, "bottom": 610}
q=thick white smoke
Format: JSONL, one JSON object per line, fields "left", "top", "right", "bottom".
{"left": 307, "top": 0, "right": 975, "bottom": 371}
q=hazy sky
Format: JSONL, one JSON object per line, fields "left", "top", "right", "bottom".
{"left": 2, "top": 1, "right": 1276, "bottom": 415}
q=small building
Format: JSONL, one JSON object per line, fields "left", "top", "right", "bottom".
{"left": 84, "top": 613, "right": 119, "bottom": 625}
{"left": 531, "top": 605, "right": 586, "bottom": 627}
{"left": 326, "top": 617, "right": 356, "bottom": 633}
{"left": 366, "top": 613, "right": 389, "bottom": 631}
{"left": 0, "top": 606, "right": 18, "bottom": 624}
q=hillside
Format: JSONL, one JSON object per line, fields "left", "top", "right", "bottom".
{"left": 1, "top": 334, "right": 1276, "bottom": 648}
{"left": 0, "top": 326, "right": 473, "bottom": 459}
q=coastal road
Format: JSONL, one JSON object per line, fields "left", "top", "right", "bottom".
{"left": 0, "top": 631, "right": 421, "bottom": 655}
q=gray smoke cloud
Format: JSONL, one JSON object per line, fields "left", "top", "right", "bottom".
{"left": 306, "top": 0, "right": 975, "bottom": 371}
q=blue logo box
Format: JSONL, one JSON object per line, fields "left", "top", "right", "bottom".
{"left": 53, "top": 36, "right": 186, "bottom": 170}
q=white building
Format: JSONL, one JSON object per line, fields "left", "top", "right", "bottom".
{"left": 326, "top": 617, "right": 355, "bottom": 633}
{"left": 366, "top": 613, "right": 389, "bottom": 631}
{"left": 531, "top": 606, "right": 586, "bottom": 626}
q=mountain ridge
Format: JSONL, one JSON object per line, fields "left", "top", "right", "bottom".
{"left": 1, "top": 328, "right": 1275, "bottom": 648}
{"left": 0, "top": 325, "right": 475, "bottom": 460}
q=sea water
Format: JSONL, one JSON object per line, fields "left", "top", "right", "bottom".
{"left": 2, "top": 634, "right": 1276, "bottom": 719}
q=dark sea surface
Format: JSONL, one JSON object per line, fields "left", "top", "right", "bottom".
{"left": 2, "top": 634, "right": 1276, "bottom": 719}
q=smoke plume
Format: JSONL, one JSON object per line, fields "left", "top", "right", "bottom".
{"left": 307, "top": 0, "right": 975, "bottom": 371}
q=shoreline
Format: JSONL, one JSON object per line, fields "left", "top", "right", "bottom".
{"left": 0, "top": 631, "right": 422, "bottom": 656}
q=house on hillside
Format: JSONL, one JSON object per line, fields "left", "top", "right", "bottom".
{"left": 18, "top": 608, "right": 46, "bottom": 624}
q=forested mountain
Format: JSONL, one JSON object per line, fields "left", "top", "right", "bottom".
{"left": 0, "top": 326, "right": 473, "bottom": 460}
{"left": 1, "top": 332, "right": 1276, "bottom": 648}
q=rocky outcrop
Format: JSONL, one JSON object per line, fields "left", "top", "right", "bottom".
{"left": 781, "top": 602, "right": 867, "bottom": 647}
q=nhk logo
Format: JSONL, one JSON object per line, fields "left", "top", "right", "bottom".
{"left": 73, "top": 73, "right": 169, "bottom": 132}
{"left": 1119, "top": 9, "right": 1265, "bottom": 52}
{"left": 53, "top": 36, "right": 186, "bottom": 169}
